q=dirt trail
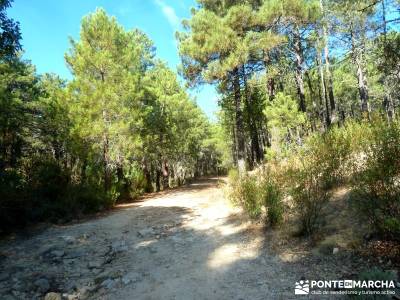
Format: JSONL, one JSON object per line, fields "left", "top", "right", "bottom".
{"left": 1, "top": 178, "right": 320, "bottom": 299}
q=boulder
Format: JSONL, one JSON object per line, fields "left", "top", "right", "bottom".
{"left": 44, "top": 292, "right": 61, "bottom": 300}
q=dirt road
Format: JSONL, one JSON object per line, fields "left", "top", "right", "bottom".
{"left": 0, "top": 178, "right": 315, "bottom": 299}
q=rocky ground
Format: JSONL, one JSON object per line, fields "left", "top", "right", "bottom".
{"left": 0, "top": 177, "right": 398, "bottom": 300}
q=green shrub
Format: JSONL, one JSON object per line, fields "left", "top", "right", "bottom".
{"left": 0, "top": 158, "right": 116, "bottom": 234}
{"left": 288, "top": 154, "right": 330, "bottom": 236}
{"left": 228, "top": 167, "right": 284, "bottom": 224}
{"left": 227, "top": 170, "right": 263, "bottom": 220}
{"left": 302, "top": 121, "right": 367, "bottom": 189}
{"left": 352, "top": 120, "right": 400, "bottom": 240}
{"left": 241, "top": 176, "right": 263, "bottom": 219}
{"left": 260, "top": 173, "right": 284, "bottom": 227}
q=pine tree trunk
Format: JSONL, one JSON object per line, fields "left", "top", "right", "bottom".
{"left": 142, "top": 159, "right": 153, "bottom": 193}
{"left": 381, "top": 1, "right": 395, "bottom": 122}
{"left": 317, "top": 51, "right": 331, "bottom": 128}
{"left": 242, "top": 66, "right": 262, "bottom": 166}
{"left": 155, "top": 167, "right": 161, "bottom": 192}
{"left": 233, "top": 67, "right": 246, "bottom": 174}
{"left": 305, "top": 71, "right": 318, "bottom": 131}
{"left": 355, "top": 55, "right": 370, "bottom": 118}
{"left": 103, "top": 134, "right": 111, "bottom": 192}
{"left": 383, "top": 94, "right": 395, "bottom": 122}
{"left": 293, "top": 26, "right": 307, "bottom": 113}
{"left": 320, "top": 0, "right": 337, "bottom": 124}
{"left": 162, "top": 160, "right": 169, "bottom": 189}
{"left": 351, "top": 28, "right": 370, "bottom": 119}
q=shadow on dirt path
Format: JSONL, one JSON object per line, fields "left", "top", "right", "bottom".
{"left": 0, "top": 177, "right": 361, "bottom": 300}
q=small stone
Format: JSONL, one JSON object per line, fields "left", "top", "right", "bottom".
{"left": 65, "top": 281, "right": 77, "bottom": 292}
{"left": 51, "top": 250, "right": 65, "bottom": 258}
{"left": 101, "top": 279, "right": 115, "bottom": 289}
{"left": 111, "top": 240, "right": 128, "bottom": 253}
{"left": 91, "top": 268, "right": 102, "bottom": 275}
{"left": 44, "top": 292, "right": 61, "bottom": 300}
{"left": 65, "top": 249, "right": 86, "bottom": 259}
{"left": 137, "top": 228, "right": 154, "bottom": 237}
{"left": 121, "top": 272, "right": 141, "bottom": 285}
{"left": 88, "top": 261, "right": 103, "bottom": 269}
{"left": 122, "top": 277, "right": 131, "bottom": 285}
{"left": 332, "top": 247, "right": 339, "bottom": 255}
{"left": 78, "top": 286, "right": 90, "bottom": 298}
{"left": 65, "top": 294, "right": 78, "bottom": 300}
{"left": 34, "top": 278, "right": 50, "bottom": 293}
{"left": 61, "top": 236, "right": 76, "bottom": 244}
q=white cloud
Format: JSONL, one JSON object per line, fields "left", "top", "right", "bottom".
{"left": 154, "top": 0, "right": 180, "bottom": 29}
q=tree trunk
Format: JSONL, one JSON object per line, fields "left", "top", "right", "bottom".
{"left": 320, "top": 0, "right": 337, "bottom": 124}
{"left": 263, "top": 53, "right": 276, "bottom": 100}
{"left": 103, "top": 134, "right": 111, "bottom": 192}
{"left": 317, "top": 52, "right": 331, "bottom": 128}
{"left": 155, "top": 166, "right": 161, "bottom": 192}
{"left": 305, "top": 71, "right": 318, "bottom": 131}
{"left": 142, "top": 160, "right": 153, "bottom": 193}
{"left": 355, "top": 55, "right": 369, "bottom": 118}
{"left": 162, "top": 160, "right": 169, "bottom": 189}
{"left": 233, "top": 67, "right": 246, "bottom": 174}
{"left": 293, "top": 26, "right": 307, "bottom": 113}
{"left": 242, "top": 66, "right": 262, "bottom": 166}
{"left": 231, "top": 121, "right": 237, "bottom": 166}
{"left": 383, "top": 94, "right": 395, "bottom": 122}
{"left": 381, "top": 0, "right": 395, "bottom": 122}
{"left": 351, "top": 27, "right": 370, "bottom": 119}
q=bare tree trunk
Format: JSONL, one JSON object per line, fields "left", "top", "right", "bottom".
{"left": 383, "top": 93, "right": 395, "bottom": 121}
{"left": 162, "top": 159, "right": 169, "bottom": 189}
{"left": 155, "top": 166, "right": 161, "bottom": 192}
{"left": 293, "top": 26, "right": 307, "bottom": 113}
{"left": 381, "top": 0, "right": 395, "bottom": 121}
{"left": 231, "top": 121, "right": 237, "bottom": 166}
{"left": 102, "top": 134, "right": 111, "bottom": 192}
{"left": 242, "top": 66, "right": 262, "bottom": 166}
{"left": 305, "top": 71, "right": 319, "bottom": 131}
{"left": 233, "top": 67, "right": 246, "bottom": 174}
{"left": 320, "top": 0, "right": 337, "bottom": 124}
{"left": 351, "top": 27, "right": 370, "bottom": 119}
{"left": 263, "top": 53, "right": 276, "bottom": 100}
{"left": 317, "top": 51, "right": 331, "bottom": 128}
{"left": 142, "top": 159, "right": 153, "bottom": 193}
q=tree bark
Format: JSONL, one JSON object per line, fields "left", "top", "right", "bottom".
{"left": 102, "top": 133, "right": 111, "bottom": 192}
{"left": 242, "top": 66, "right": 263, "bottom": 166}
{"left": 305, "top": 71, "right": 318, "bottom": 131}
{"left": 142, "top": 159, "right": 153, "bottom": 193}
{"left": 320, "top": 0, "right": 337, "bottom": 124}
{"left": 317, "top": 51, "right": 331, "bottom": 128}
{"left": 293, "top": 26, "right": 307, "bottom": 113}
{"left": 351, "top": 27, "right": 370, "bottom": 119}
{"left": 162, "top": 159, "right": 169, "bottom": 189}
{"left": 233, "top": 67, "right": 246, "bottom": 174}
{"left": 155, "top": 166, "right": 161, "bottom": 192}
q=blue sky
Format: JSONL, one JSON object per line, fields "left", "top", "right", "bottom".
{"left": 8, "top": 0, "right": 219, "bottom": 120}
